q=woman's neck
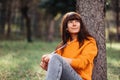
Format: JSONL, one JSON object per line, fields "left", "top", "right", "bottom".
{"left": 71, "top": 34, "right": 78, "bottom": 40}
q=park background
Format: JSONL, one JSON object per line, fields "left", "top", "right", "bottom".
{"left": 0, "top": 0, "right": 120, "bottom": 80}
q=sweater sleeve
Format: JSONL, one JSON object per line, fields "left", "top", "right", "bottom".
{"left": 70, "top": 40, "right": 98, "bottom": 69}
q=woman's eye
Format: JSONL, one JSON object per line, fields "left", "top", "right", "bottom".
{"left": 68, "top": 21, "right": 72, "bottom": 23}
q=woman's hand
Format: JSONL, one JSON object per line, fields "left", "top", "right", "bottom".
{"left": 40, "top": 54, "right": 52, "bottom": 71}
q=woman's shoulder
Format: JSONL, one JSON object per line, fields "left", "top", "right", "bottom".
{"left": 81, "top": 37, "right": 97, "bottom": 50}
{"left": 85, "top": 37, "right": 97, "bottom": 44}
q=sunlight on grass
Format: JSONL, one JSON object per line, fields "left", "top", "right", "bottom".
{"left": 107, "top": 43, "right": 120, "bottom": 50}
{"left": 0, "top": 53, "right": 18, "bottom": 70}
{"left": 0, "top": 41, "right": 58, "bottom": 80}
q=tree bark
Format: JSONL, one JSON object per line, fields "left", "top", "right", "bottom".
{"left": 76, "top": 0, "right": 107, "bottom": 80}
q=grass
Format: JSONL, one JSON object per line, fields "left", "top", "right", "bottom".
{"left": 0, "top": 41, "right": 120, "bottom": 80}
{"left": 0, "top": 40, "right": 58, "bottom": 80}
{"left": 106, "top": 43, "right": 120, "bottom": 80}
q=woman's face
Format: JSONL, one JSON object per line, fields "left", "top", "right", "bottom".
{"left": 67, "top": 19, "right": 80, "bottom": 34}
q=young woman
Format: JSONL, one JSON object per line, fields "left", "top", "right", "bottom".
{"left": 40, "top": 12, "right": 98, "bottom": 80}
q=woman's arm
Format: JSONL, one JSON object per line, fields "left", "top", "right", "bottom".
{"left": 70, "top": 41, "right": 98, "bottom": 69}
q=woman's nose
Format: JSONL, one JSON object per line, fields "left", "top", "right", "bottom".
{"left": 73, "top": 21, "right": 76, "bottom": 25}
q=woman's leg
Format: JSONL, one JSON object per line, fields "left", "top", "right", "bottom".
{"left": 46, "top": 54, "right": 82, "bottom": 80}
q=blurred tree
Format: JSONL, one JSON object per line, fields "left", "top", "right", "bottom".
{"left": 20, "top": 0, "right": 32, "bottom": 42}
{"left": 0, "top": 0, "right": 13, "bottom": 38}
{"left": 29, "top": 0, "right": 42, "bottom": 38}
{"left": 39, "top": 0, "right": 76, "bottom": 41}
{"left": 0, "top": 0, "right": 43, "bottom": 41}
{"left": 39, "top": 0, "right": 76, "bottom": 16}
{"left": 0, "top": 0, "right": 7, "bottom": 36}
{"left": 115, "top": 0, "right": 120, "bottom": 41}
{"left": 109, "top": 0, "right": 120, "bottom": 41}
{"left": 77, "top": 0, "right": 107, "bottom": 80}
{"left": 6, "top": 0, "right": 13, "bottom": 38}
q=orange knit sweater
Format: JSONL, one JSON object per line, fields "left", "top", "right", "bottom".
{"left": 56, "top": 37, "right": 98, "bottom": 80}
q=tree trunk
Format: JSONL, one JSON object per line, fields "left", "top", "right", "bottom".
{"left": 115, "top": 0, "right": 120, "bottom": 41}
{"left": 111, "top": 0, "right": 120, "bottom": 41}
{"left": 76, "top": 0, "right": 107, "bottom": 80}
{"left": 48, "top": 19, "right": 55, "bottom": 42}
{"left": 6, "top": 0, "right": 12, "bottom": 38}
{"left": 26, "top": 16, "right": 32, "bottom": 42}
{"left": 21, "top": 5, "right": 32, "bottom": 42}
{"left": 20, "top": 0, "right": 32, "bottom": 42}
{"left": 45, "top": 14, "right": 55, "bottom": 41}
{"left": 32, "top": 9, "right": 42, "bottom": 38}
{"left": 0, "top": 0, "right": 6, "bottom": 36}
{"left": 22, "top": 7, "right": 32, "bottom": 42}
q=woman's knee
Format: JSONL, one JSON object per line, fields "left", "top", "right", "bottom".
{"left": 50, "top": 54, "right": 63, "bottom": 63}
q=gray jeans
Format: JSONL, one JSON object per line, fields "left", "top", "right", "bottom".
{"left": 46, "top": 54, "right": 82, "bottom": 80}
